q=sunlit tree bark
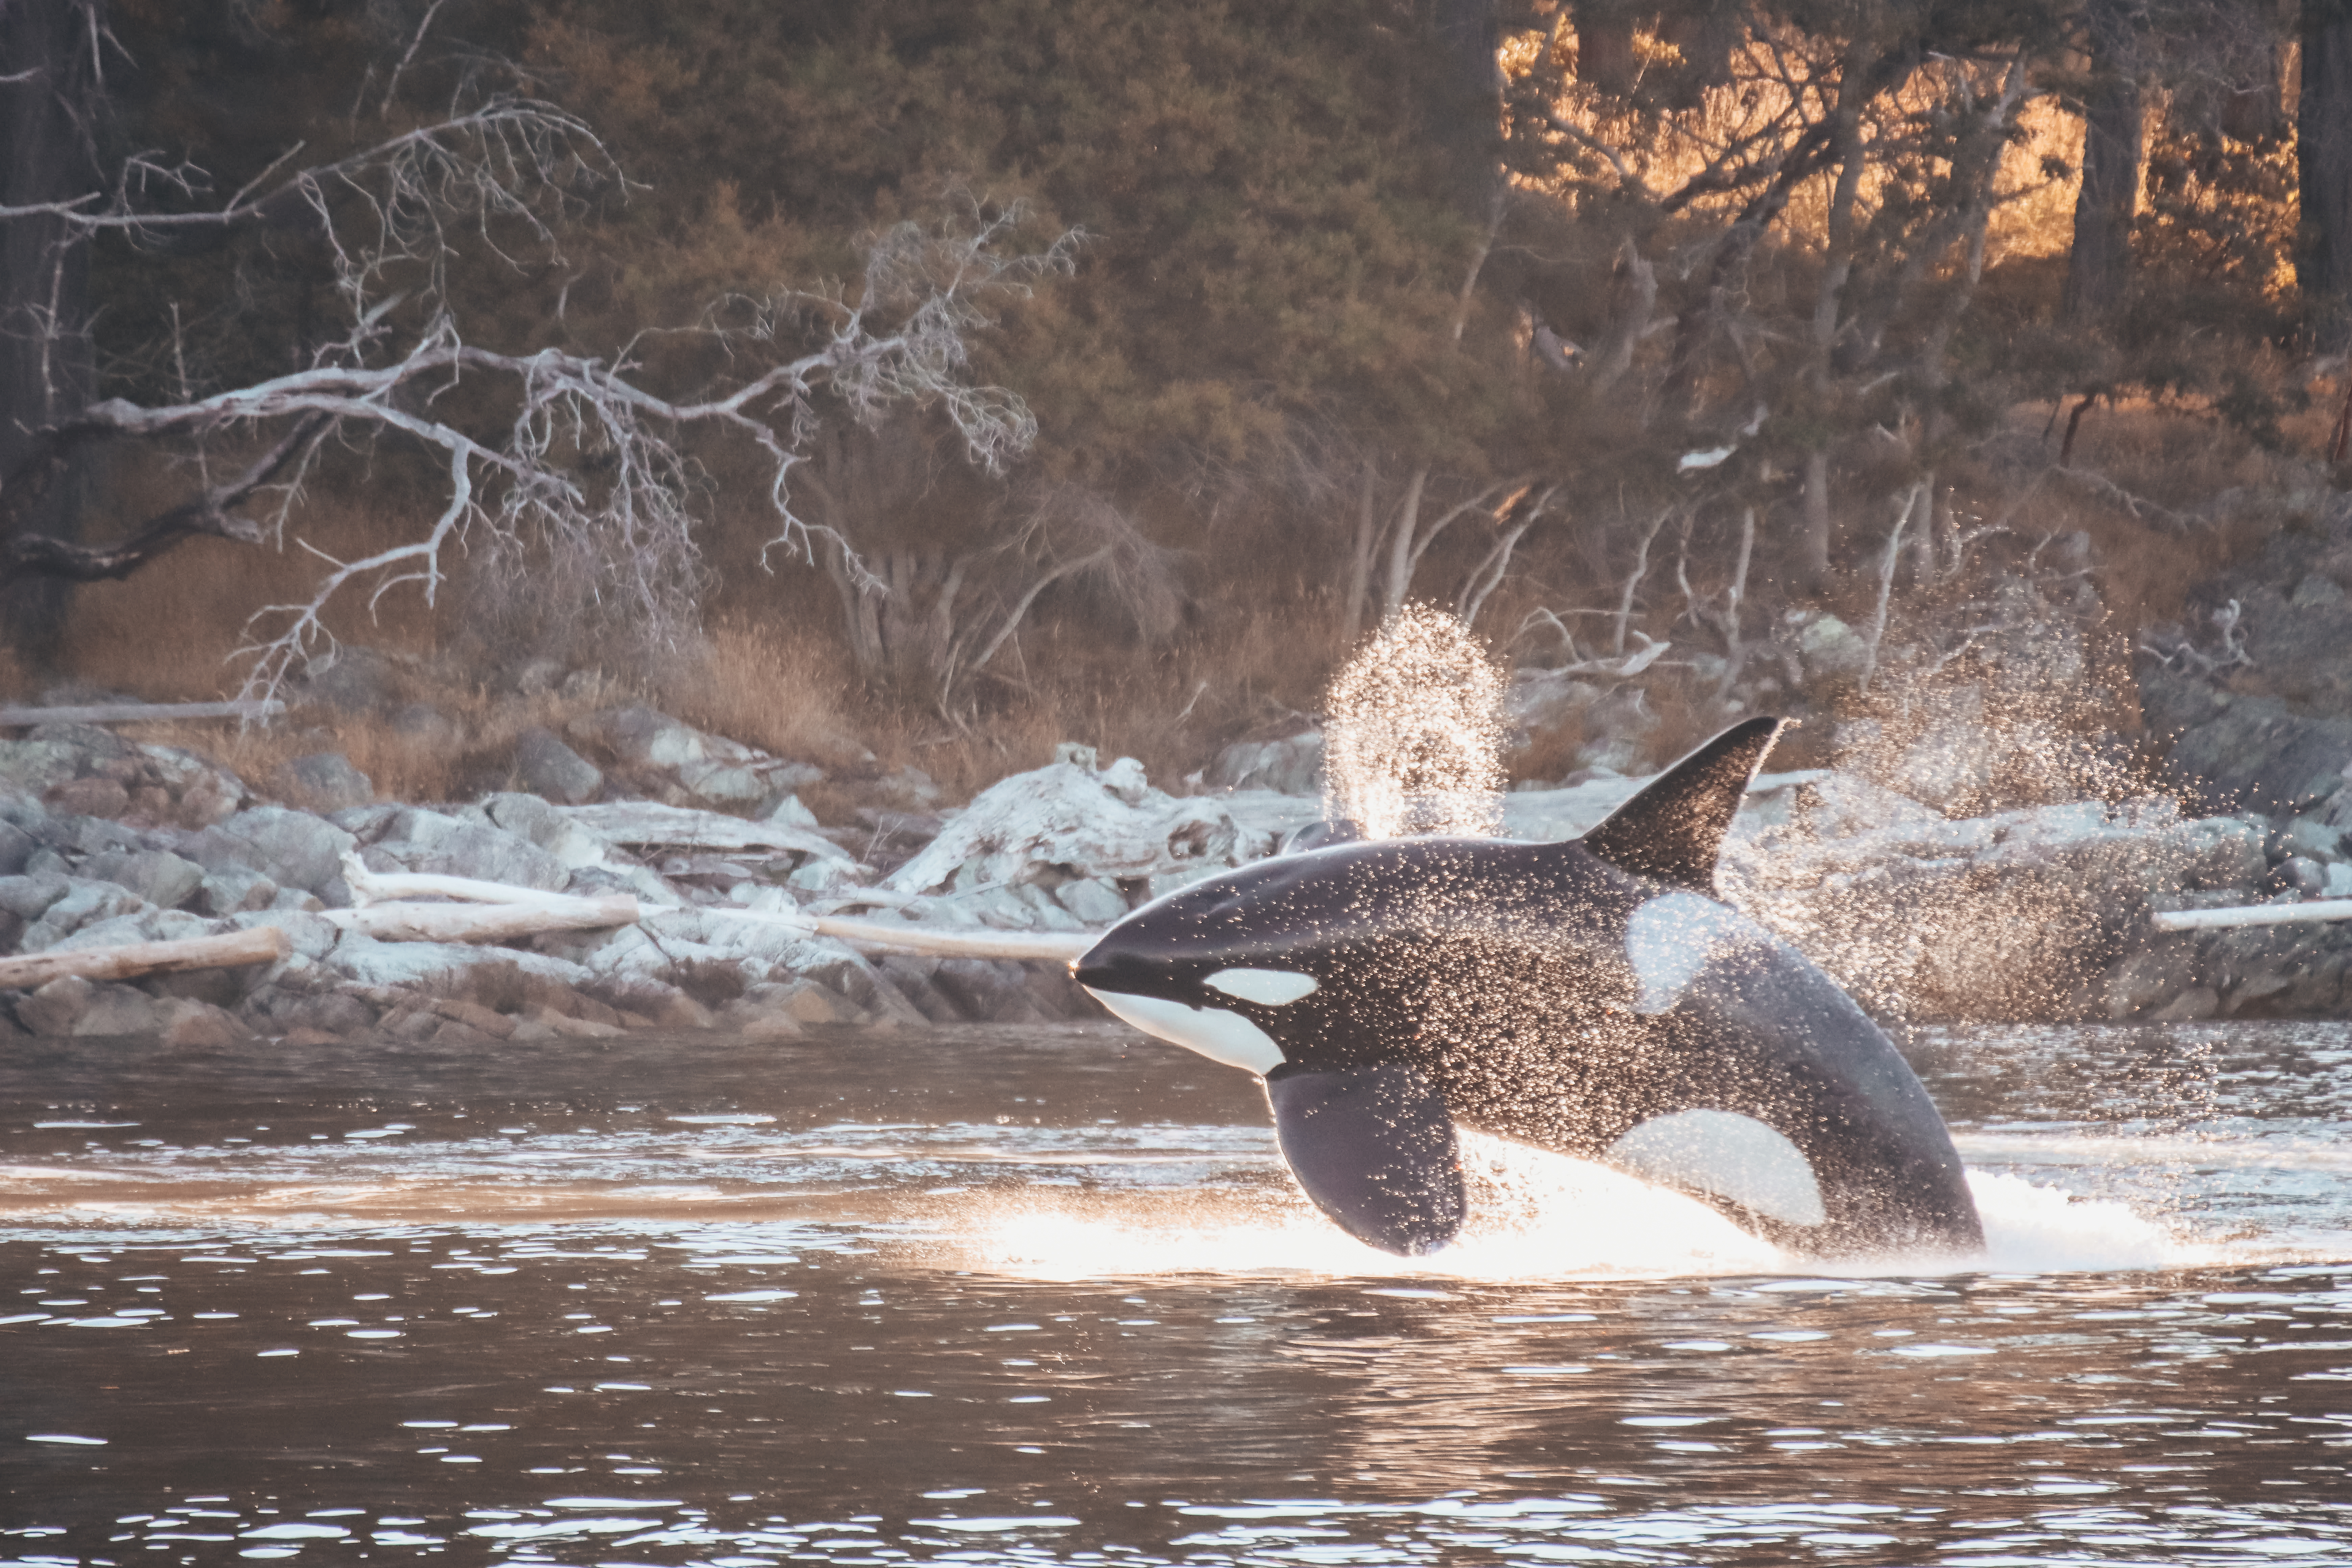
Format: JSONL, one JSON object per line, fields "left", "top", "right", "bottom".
{"left": 2302, "top": 0, "right": 2352, "bottom": 347}
{"left": 2062, "top": 4, "right": 2145, "bottom": 323}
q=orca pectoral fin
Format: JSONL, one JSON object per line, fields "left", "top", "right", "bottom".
{"left": 1265, "top": 1063, "right": 1465, "bottom": 1255}
{"left": 1578, "top": 716, "right": 1787, "bottom": 895}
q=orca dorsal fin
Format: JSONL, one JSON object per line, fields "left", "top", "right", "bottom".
{"left": 1577, "top": 716, "right": 1787, "bottom": 895}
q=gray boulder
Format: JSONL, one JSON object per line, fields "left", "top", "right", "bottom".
{"left": 53, "top": 908, "right": 215, "bottom": 952}
{"left": 930, "top": 958, "right": 1052, "bottom": 1024}
{"left": 0, "top": 817, "right": 33, "bottom": 876}
{"left": 80, "top": 849, "right": 205, "bottom": 910}
{"left": 0, "top": 738, "right": 85, "bottom": 798}
{"left": 273, "top": 752, "right": 374, "bottom": 812}
{"left": 322, "top": 930, "right": 591, "bottom": 994}
{"left": 1053, "top": 875, "right": 1129, "bottom": 925}
{"left": 227, "top": 909, "right": 340, "bottom": 961}
{"left": 2141, "top": 663, "right": 2352, "bottom": 814}
{"left": 18, "top": 879, "right": 150, "bottom": 952}
{"left": 186, "top": 807, "right": 360, "bottom": 904}
{"left": 194, "top": 866, "right": 279, "bottom": 916}
{"left": 885, "top": 756, "right": 1253, "bottom": 899}
{"left": 513, "top": 727, "right": 602, "bottom": 805}
{"left": 0, "top": 872, "right": 69, "bottom": 922}
{"left": 16, "top": 976, "right": 91, "bottom": 1035}
{"left": 570, "top": 706, "right": 822, "bottom": 812}
{"left": 1207, "top": 730, "right": 1324, "bottom": 795}
{"left": 72, "top": 984, "right": 166, "bottom": 1037}
{"left": 360, "top": 807, "right": 566, "bottom": 891}
{"left": 482, "top": 791, "right": 610, "bottom": 868}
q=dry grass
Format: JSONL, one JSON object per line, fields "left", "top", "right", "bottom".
{"left": 11, "top": 389, "right": 2325, "bottom": 814}
{"left": 654, "top": 618, "right": 866, "bottom": 769}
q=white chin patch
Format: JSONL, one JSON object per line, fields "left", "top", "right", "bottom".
{"left": 1605, "top": 1108, "right": 1828, "bottom": 1228}
{"left": 1624, "top": 890, "right": 1761, "bottom": 1014}
{"left": 1202, "top": 967, "right": 1320, "bottom": 1005}
{"left": 1083, "top": 988, "right": 1287, "bottom": 1075}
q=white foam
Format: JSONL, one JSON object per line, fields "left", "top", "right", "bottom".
{"left": 963, "top": 1134, "right": 2257, "bottom": 1282}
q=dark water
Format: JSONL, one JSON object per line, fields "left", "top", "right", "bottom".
{"left": 5, "top": 1019, "right": 2352, "bottom": 1566}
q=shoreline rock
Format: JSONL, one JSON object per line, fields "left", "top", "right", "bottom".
{"left": 0, "top": 699, "right": 2341, "bottom": 1047}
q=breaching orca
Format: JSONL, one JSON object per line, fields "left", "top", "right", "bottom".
{"left": 1072, "top": 717, "right": 1983, "bottom": 1259}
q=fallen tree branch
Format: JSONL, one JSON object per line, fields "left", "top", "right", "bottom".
{"left": 0, "top": 926, "right": 290, "bottom": 989}
{"left": 0, "top": 700, "right": 284, "bottom": 727}
{"left": 324, "top": 897, "right": 639, "bottom": 944}
{"left": 341, "top": 851, "right": 1097, "bottom": 960}
{"left": 685, "top": 905, "right": 1094, "bottom": 963}
{"left": 2152, "top": 900, "right": 2352, "bottom": 932}
{"left": 0, "top": 413, "right": 330, "bottom": 586}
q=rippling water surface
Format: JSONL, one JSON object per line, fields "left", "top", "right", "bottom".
{"left": 5, "top": 1019, "right": 2352, "bottom": 1565}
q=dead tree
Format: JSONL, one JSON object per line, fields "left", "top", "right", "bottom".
{"left": 0, "top": 70, "right": 1077, "bottom": 701}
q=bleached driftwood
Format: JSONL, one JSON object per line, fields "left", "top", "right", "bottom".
{"left": 886, "top": 758, "right": 1241, "bottom": 896}
{"left": 557, "top": 802, "right": 853, "bottom": 864}
{"left": 339, "top": 850, "right": 1093, "bottom": 960}
{"left": 325, "top": 898, "right": 641, "bottom": 944}
{"left": 692, "top": 905, "right": 1094, "bottom": 963}
{"left": 2153, "top": 899, "right": 2352, "bottom": 932}
{"left": 0, "top": 700, "right": 286, "bottom": 728}
{"left": 0, "top": 925, "right": 291, "bottom": 989}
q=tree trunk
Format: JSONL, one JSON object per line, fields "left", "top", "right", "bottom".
{"left": 2303, "top": 0, "right": 2352, "bottom": 349}
{"left": 1572, "top": 0, "right": 1639, "bottom": 95}
{"left": 1342, "top": 462, "right": 1379, "bottom": 645}
{"left": 0, "top": 0, "right": 101, "bottom": 672}
{"left": 1799, "top": 450, "right": 1832, "bottom": 587}
{"left": 1427, "top": 0, "right": 1501, "bottom": 222}
{"left": 2062, "top": 31, "right": 2142, "bottom": 323}
{"left": 1381, "top": 465, "right": 1429, "bottom": 619}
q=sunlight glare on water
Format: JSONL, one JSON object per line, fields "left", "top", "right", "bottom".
{"left": 7, "top": 1019, "right": 2352, "bottom": 1567}
{"left": 970, "top": 1134, "right": 2205, "bottom": 1284}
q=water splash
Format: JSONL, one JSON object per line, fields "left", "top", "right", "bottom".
{"left": 1325, "top": 605, "right": 1505, "bottom": 839}
{"left": 964, "top": 1134, "right": 2220, "bottom": 1282}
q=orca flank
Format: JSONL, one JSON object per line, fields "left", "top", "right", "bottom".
{"left": 1073, "top": 717, "right": 1985, "bottom": 1260}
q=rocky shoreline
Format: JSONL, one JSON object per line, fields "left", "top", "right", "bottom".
{"left": 0, "top": 689, "right": 2346, "bottom": 1048}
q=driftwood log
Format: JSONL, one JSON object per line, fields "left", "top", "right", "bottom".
{"left": 2152, "top": 899, "right": 2352, "bottom": 932}
{"left": 0, "top": 700, "right": 285, "bottom": 728}
{"left": 339, "top": 851, "right": 1096, "bottom": 961}
{"left": 0, "top": 858, "right": 1096, "bottom": 992}
{"left": 324, "top": 897, "right": 642, "bottom": 944}
{"left": 0, "top": 925, "right": 291, "bottom": 989}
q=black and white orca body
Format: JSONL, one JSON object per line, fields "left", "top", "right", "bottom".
{"left": 1073, "top": 718, "right": 1983, "bottom": 1260}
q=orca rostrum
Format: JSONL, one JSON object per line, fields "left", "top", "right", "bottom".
{"left": 1072, "top": 717, "right": 1984, "bottom": 1260}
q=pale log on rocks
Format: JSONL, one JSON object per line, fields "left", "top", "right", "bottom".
{"left": 0, "top": 701, "right": 286, "bottom": 728}
{"left": 2152, "top": 899, "right": 2352, "bottom": 931}
{"left": 338, "top": 852, "right": 1092, "bottom": 959}
{"left": 558, "top": 802, "right": 853, "bottom": 863}
{"left": 703, "top": 907, "right": 1093, "bottom": 963}
{"left": 0, "top": 925, "right": 291, "bottom": 989}
{"left": 324, "top": 897, "right": 640, "bottom": 944}
{"left": 340, "top": 853, "right": 603, "bottom": 910}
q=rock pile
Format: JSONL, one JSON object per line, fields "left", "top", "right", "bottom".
{"left": 0, "top": 718, "right": 1268, "bottom": 1045}
{"left": 0, "top": 685, "right": 2339, "bottom": 1046}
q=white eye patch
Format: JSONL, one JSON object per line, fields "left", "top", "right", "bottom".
{"left": 1203, "top": 968, "right": 1320, "bottom": 1006}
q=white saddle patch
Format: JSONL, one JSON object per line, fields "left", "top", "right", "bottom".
{"left": 1605, "top": 1108, "right": 1828, "bottom": 1228}
{"left": 1624, "top": 890, "right": 1760, "bottom": 1014}
{"left": 1082, "top": 988, "right": 1287, "bottom": 1075}
{"left": 1203, "top": 967, "right": 1320, "bottom": 1005}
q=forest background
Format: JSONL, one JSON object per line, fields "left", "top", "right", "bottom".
{"left": 0, "top": 0, "right": 2341, "bottom": 805}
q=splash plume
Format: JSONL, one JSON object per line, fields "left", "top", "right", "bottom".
{"left": 1325, "top": 605, "right": 1505, "bottom": 839}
